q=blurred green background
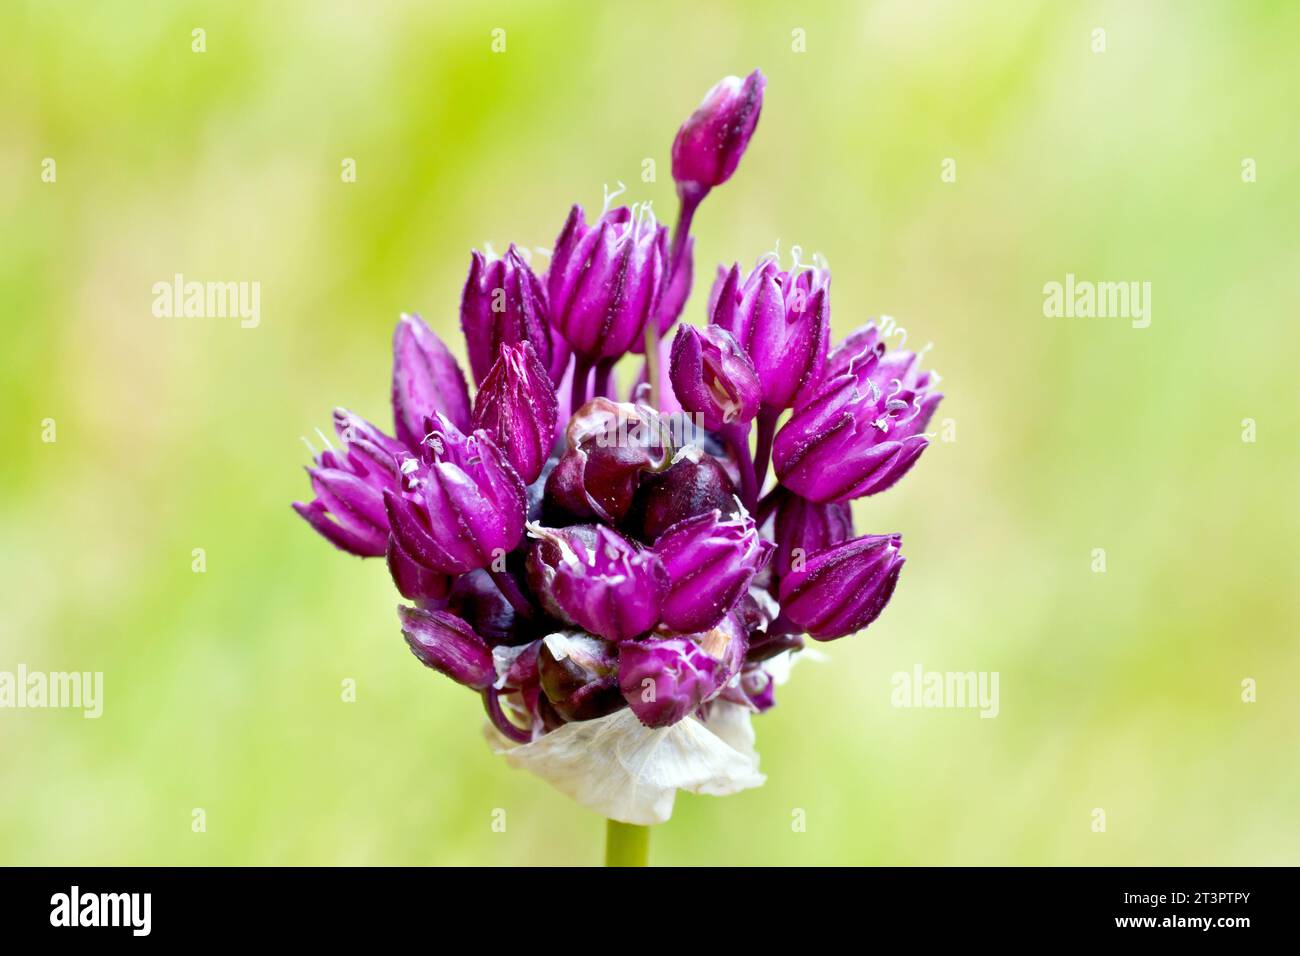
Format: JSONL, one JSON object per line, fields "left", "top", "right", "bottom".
{"left": 2, "top": 0, "right": 1297, "bottom": 866}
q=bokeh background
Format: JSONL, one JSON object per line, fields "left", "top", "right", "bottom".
{"left": 2, "top": 0, "right": 1297, "bottom": 865}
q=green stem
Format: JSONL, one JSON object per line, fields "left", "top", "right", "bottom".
{"left": 605, "top": 819, "right": 650, "bottom": 867}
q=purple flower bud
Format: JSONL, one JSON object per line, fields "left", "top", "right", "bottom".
{"left": 718, "top": 661, "right": 777, "bottom": 713}
{"left": 293, "top": 409, "right": 408, "bottom": 557}
{"left": 671, "top": 70, "right": 765, "bottom": 196}
{"left": 548, "top": 204, "right": 668, "bottom": 361}
{"left": 769, "top": 490, "right": 854, "bottom": 583}
{"left": 486, "top": 640, "right": 568, "bottom": 740}
{"left": 777, "top": 533, "right": 905, "bottom": 641}
{"left": 392, "top": 313, "right": 473, "bottom": 453}
{"left": 461, "top": 245, "right": 569, "bottom": 386}
{"left": 294, "top": 466, "right": 391, "bottom": 557}
{"left": 711, "top": 257, "right": 830, "bottom": 411}
{"left": 471, "top": 342, "right": 558, "bottom": 484}
{"left": 547, "top": 525, "right": 668, "bottom": 642}
{"left": 328, "top": 408, "right": 408, "bottom": 481}
{"left": 739, "top": 665, "right": 776, "bottom": 712}
{"left": 617, "top": 614, "right": 747, "bottom": 728}
{"left": 525, "top": 523, "right": 600, "bottom": 623}
{"left": 823, "top": 322, "right": 886, "bottom": 380}
{"left": 387, "top": 538, "right": 452, "bottom": 604}
{"left": 447, "top": 568, "right": 528, "bottom": 646}
{"left": 628, "top": 453, "right": 738, "bottom": 542}
{"left": 399, "top": 605, "right": 496, "bottom": 690}
{"left": 618, "top": 637, "right": 716, "bottom": 728}
{"left": 669, "top": 324, "right": 761, "bottom": 430}
{"left": 383, "top": 415, "right": 526, "bottom": 574}
{"left": 771, "top": 343, "right": 941, "bottom": 502}
{"left": 543, "top": 398, "right": 669, "bottom": 524}
{"left": 292, "top": 408, "right": 408, "bottom": 556}
{"left": 537, "top": 631, "right": 625, "bottom": 722}
{"left": 654, "top": 509, "right": 773, "bottom": 633}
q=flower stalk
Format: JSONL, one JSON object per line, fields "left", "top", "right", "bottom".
{"left": 605, "top": 819, "right": 650, "bottom": 867}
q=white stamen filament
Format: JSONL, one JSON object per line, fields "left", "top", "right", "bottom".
{"left": 602, "top": 180, "right": 627, "bottom": 214}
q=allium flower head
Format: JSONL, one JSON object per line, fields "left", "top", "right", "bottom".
{"left": 292, "top": 72, "right": 947, "bottom": 827}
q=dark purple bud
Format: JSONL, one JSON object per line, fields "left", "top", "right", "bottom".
{"left": 543, "top": 398, "right": 669, "bottom": 524}
{"left": 655, "top": 508, "right": 773, "bottom": 633}
{"left": 447, "top": 568, "right": 526, "bottom": 646}
{"left": 671, "top": 70, "right": 765, "bottom": 197}
{"left": 547, "top": 526, "right": 668, "bottom": 642}
{"left": 777, "top": 533, "right": 905, "bottom": 641}
{"left": 387, "top": 538, "right": 452, "bottom": 604}
{"left": 461, "top": 245, "right": 569, "bottom": 386}
{"left": 745, "top": 628, "right": 805, "bottom": 663}
{"left": 617, "top": 614, "right": 747, "bottom": 728}
{"left": 471, "top": 342, "right": 558, "bottom": 484}
{"left": 711, "top": 257, "right": 830, "bottom": 411}
{"left": 744, "top": 592, "right": 806, "bottom": 661}
{"left": 399, "top": 605, "right": 496, "bottom": 690}
{"left": 771, "top": 344, "right": 941, "bottom": 502}
{"left": 383, "top": 415, "right": 526, "bottom": 574}
{"left": 629, "top": 453, "right": 738, "bottom": 542}
{"left": 391, "top": 313, "right": 472, "bottom": 453}
{"left": 525, "top": 524, "right": 600, "bottom": 623}
{"left": 669, "top": 324, "right": 761, "bottom": 430}
{"left": 548, "top": 204, "right": 668, "bottom": 361}
{"left": 770, "top": 491, "right": 854, "bottom": 583}
{"left": 543, "top": 449, "right": 599, "bottom": 522}
{"left": 537, "top": 631, "right": 625, "bottom": 722}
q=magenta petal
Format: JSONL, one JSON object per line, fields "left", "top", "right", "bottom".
{"left": 292, "top": 500, "right": 387, "bottom": 557}
{"left": 471, "top": 341, "right": 558, "bottom": 484}
{"left": 671, "top": 70, "right": 765, "bottom": 191}
{"left": 777, "top": 533, "right": 905, "bottom": 640}
{"left": 391, "top": 313, "right": 472, "bottom": 453}
{"left": 399, "top": 605, "right": 495, "bottom": 690}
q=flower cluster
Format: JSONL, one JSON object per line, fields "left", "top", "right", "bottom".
{"left": 293, "top": 71, "right": 943, "bottom": 823}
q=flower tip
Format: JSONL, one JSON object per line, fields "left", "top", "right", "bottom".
{"left": 672, "top": 70, "right": 766, "bottom": 192}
